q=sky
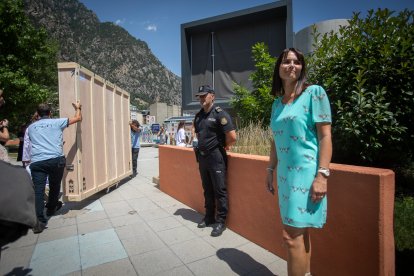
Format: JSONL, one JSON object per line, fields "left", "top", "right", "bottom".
{"left": 80, "top": 0, "right": 414, "bottom": 77}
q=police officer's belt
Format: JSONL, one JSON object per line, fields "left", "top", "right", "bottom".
{"left": 198, "top": 145, "right": 220, "bottom": 156}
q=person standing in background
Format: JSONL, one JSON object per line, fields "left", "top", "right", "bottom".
{"left": 158, "top": 125, "right": 165, "bottom": 144}
{"left": 17, "top": 124, "right": 27, "bottom": 164}
{"left": 175, "top": 121, "right": 186, "bottom": 147}
{"left": 0, "top": 89, "right": 10, "bottom": 162}
{"left": 188, "top": 119, "right": 198, "bottom": 148}
{"left": 130, "top": 120, "right": 141, "bottom": 177}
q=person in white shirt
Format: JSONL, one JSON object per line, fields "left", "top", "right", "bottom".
{"left": 175, "top": 121, "right": 186, "bottom": 147}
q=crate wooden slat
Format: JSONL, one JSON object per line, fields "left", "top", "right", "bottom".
{"left": 58, "top": 62, "right": 132, "bottom": 201}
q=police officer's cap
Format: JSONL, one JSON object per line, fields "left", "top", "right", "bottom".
{"left": 195, "top": 85, "right": 215, "bottom": 97}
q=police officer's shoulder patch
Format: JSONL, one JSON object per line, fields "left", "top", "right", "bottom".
{"left": 220, "top": 117, "right": 228, "bottom": 125}
{"left": 215, "top": 106, "right": 222, "bottom": 113}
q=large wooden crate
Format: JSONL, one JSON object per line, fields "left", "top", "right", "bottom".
{"left": 58, "top": 62, "right": 132, "bottom": 201}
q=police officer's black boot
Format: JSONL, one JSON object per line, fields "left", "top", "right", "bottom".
{"left": 211, "top": 222, "right": 226, "bottom": 237}
{"left": 197, "top": 217, "right": 215, "bottom": 228}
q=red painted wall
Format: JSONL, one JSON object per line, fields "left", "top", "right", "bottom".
{"left": 159, "top": 145, "right": 395, "bottom": 276}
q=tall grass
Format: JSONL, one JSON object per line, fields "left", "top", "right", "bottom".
{"left": 230, "top": 121, "right": 272, "bottom": 156}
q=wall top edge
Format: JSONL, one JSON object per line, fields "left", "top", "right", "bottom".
{"left": 160, "top": 146, "right": 394, "bottom": 175}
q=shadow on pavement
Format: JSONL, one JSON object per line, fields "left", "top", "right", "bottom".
{"left": 173, "top": 208, "right": 203, "bottom": 223}
{"left": 56, "top": 175, "right": 133, "bottom": 215}
{"left": 4, "top": 266, "right": 32, "bottom": 276}
{"left": 217, "top": 248, "right": 276, "bottom": 276}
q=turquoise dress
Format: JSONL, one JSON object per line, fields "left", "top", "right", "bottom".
{"left": 270, "top": 85, "right": 332, "bottom": 228}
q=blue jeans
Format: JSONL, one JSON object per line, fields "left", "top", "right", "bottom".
{"left": 30, "top": 156, "right": 65, "bottom": 223}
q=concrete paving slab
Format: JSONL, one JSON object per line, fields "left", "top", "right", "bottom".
{"left": 77, "top": 218, "right": 113, "bottom": 235}
{"left": 133, "top": 186, "right": 162, "bottom": 197}
{"left": 99, "top": 190, "right": 125, "bottom": 203}
{"left": 145, "top": 193, "right": 184, "bottom": 208}
{"left": 170, "top": 237, "right": 217, "bottom": 264}
{"left": 78, "top": 228, "right": 118, "bottom": 248}
{"left": 78, "top": 229, "right": 127, "bottom": 269}
{"left": 114, "top": 221, "right": 154, "bottom": 240}
{"left": 63, "top": 271, "right": 82, "bottom": 276}
{"left": 101, "top": 201, "right": 135, "bottom": 218}
{"left": 120, "top": 230, "right": 166, "bottom": 256}
{"left": 157, "top": 226, "right": 198, "bottom": 246}
{"left": 130, "top": 247, "right": 183, "bottom": 276}
{"left": 236, "top": 242, "right": 283, "bottom": 267}
{"left": 147, "top": 216, "right": 183, "bottom": 232}
{"left": 30, "top": 236, "right": 80, "bottom": 275}
{"left": 80, "top": 239, "right": 127, "bottom": 269}
{"left": 84, "top": 200, "right": 104, "bottom": 212}
{"left": 186, "top": 255, "right": 243, "bottom": 276}
{"left": 47, "top": 216, "right": 77, "bottom": 230}
{"left": 37, "top": 224, "right": 78, "bottom": 243}
{"left": 76, "top": 210, "right": 108, "bottom": 224}
{"left": 0, "top": 245, "right": 35, "bottom": 275}
{"left": 127, "top": 197, "right": 159, "bottom": 211}
{"left": 138, "top": 207, "right": 171, "bottom": 222}
{"left": 30, "top": 252, "right": 81, "bottom": 276}
{"left": 202, "top": 228, "right": 250, "bottom": 249}
{"left": 155, "top": 265, "right": 194, "bottom": 276}
{"left": 31, "top": 235, "right": 79, "bottom": 260}
{"left": 81, "top": 258, "right": 137, "bottom": 276}
{"left": 118, "top": 188, "right": 146, "bottom": 200}
{"left": 109, "top": 213, "right": 144, "bottom": 228}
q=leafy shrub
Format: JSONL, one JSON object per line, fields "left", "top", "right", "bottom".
{"left": 230, "top": 43, "right": 275, "bottom": 126}
{"left": 394, "top": 196, "right": 414, "bottom": 250}
{"left": 307, "top": 9, "right": 414, "bottom": 166}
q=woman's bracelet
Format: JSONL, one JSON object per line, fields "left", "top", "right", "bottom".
{"left": 266, "top": 167, "right": 275, "bottom": 172}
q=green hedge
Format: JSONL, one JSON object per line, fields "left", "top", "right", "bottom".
{"left": 394, "top": 196, "right": 414, "bottom": 250}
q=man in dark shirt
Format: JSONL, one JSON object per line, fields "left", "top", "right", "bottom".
{"left": 194, "top": 85, "right": 236, "bottom": 237}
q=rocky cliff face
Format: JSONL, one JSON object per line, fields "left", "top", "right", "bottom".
{"left": 23, "top": 0, "right": 181, "bottom": 106}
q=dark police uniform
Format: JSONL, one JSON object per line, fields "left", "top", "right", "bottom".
{"left": 194, "top": 105, "right": 235, "bottom": 224}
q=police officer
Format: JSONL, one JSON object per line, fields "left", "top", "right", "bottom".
{"left": 194, "top": 85, "right": 236, "bottom": 237}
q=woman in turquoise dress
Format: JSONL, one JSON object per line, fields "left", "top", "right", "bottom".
{"left": 266, "top": 48, "right": 332, "bottom": 276}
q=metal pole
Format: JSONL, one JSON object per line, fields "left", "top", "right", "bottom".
{"left": 190, "top": 35, "right": 193, "bottom": 97}
{"left": 211, "top": 32, "right": 215, "bottom": 89}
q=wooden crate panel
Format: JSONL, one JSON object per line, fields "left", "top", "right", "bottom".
{"left": 122, "top": 94, "right": 131, "bottom": 174}
{"left": 92, "top": 79, "right": 107, "bottom": 187}
{"left": 59, "top": 68, "right": 80, "bottom": 198}
{"left": 58, "top": 62, "right": 132, "bottom": 201}
{"left": 105, "top": 86, "right": 117, "bottom": 181}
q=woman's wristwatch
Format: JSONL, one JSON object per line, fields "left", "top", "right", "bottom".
{"left": 318, "top": 167, "right": 330, "bottom": 177}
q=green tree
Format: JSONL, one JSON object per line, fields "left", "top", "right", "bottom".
{"left": 230, "top": 42, "right": 275, "bottom": 126}
{"left": 0, "top": 0, "right": 58, "bottom": 131}
{"left": 307, "top": 9, "right": 414, "bottom": 167}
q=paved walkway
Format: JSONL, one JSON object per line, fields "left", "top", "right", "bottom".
{"left": 0, "top": 147, "right": 287, "bottom": 276}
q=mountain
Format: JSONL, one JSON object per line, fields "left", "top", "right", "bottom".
{"left": 23, "top": 0, "right": 181, "bottom": 106}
